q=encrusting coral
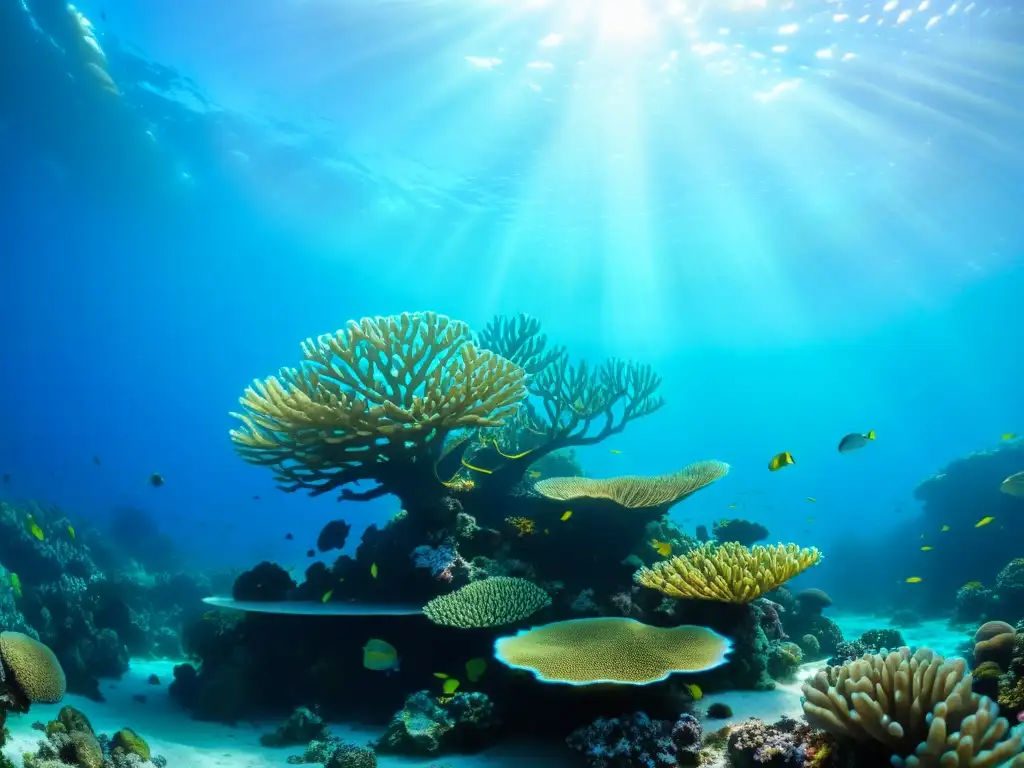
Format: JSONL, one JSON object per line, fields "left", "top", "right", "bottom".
{"left": 0, "top": 631, "right": 66, "bottom": 710}
{"left": 634, "top": 542, "right": 822, "bottom": 604}
{"left": 802, "top": 646, "right": 1024, "bottom": 766}
{"left": 493, "top": 617, "right": 732, "bottom": 685}
{"left": 422, "top": 577, "right": 552, "bottom": 628}
{"left": 533, "top": 461, "right": 730, "bottom": 509}
{"left": 229, "top": 312, "right": 528, "bottom": 501}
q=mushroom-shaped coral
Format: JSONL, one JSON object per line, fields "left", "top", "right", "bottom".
{"left": 712, "top": 518, "right": 768, "bottom": 547}
{"left": 230, "top": 312, "right": 527, "bottom": 500}
{"left": 634, "top": 543, "right": 822, "bottom": 604}
{"left": 802, "top": 646, "right": 1024, "bottom": 765}
{"left": 974, "top": 621, "right": 1017, "bottom": 669}
{"left": 493, "top": 617, "right": 732, "bottom": 685}
{"left": 794, "top": 588, "right": 832, "bottom": 614}
{"left": 0, "top": 631, "right": 66, "bottom": 710}
{"left": 422, "top": 576, "right": 551, "bottom": 628}
{"left": 534, "top": 461, "right": 729, "bottom": 510}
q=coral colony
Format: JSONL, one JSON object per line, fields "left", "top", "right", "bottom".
{"left": 3, "top": 311, "right": 1024, "bottom": 767}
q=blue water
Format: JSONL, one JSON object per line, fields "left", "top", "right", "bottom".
{"left": 2, "top": 0, "right": 1023, "bottom": 595}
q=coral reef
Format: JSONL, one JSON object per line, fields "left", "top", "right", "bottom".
{"left": 422, "top": 577, "right": 551, "bottom": 628}
{"left": 260, "top": 707, "right": 330, "bottom": 747}
{"left": 375, "top": 691, "right": 498, "bottom": 755}
{"left": 726, "top": 716, "right": 837, "bottom": 767}
{"left": 23, "top": 705, "right": 165, "bottom": 768}
{"left": 566, "top": 712, "right": 702, "bottom": 768}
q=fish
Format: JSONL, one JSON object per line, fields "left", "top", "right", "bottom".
{"left": 728, "top": 504, "right": 738, "bottom": 509}
{"left": 284, "top": 533, "right": 293, "bottom": 540}
{"left": 442, "top": 678, "right": 460, "bottom": 695}
{"left": 67, "top": 525, "right": 75, "bottom": 539}
{"left": 321, "top": 590, "right": 334, "bottom": 603}
{"left": 1000, "top": 472, "right": 1024, "bottom": 498}
{"left": 528, "top": 470, "right": 542, "bottom": 479}
{"left": 838, "top": 430, "right": 876, "bottom": 454}
{"left": 940, "top": 525, "right": 950, "bottom": 532}
{"left": 252, "top": 495, "right": 260, "bottom": 500}
{"left": 149, "top": 473, "right": 164, "bottom": 488}
{"left": 466, "top": 658, "right": 487, "bottom": 682}
{"left": 26, "top": 516, "right": 44, "bottom": 541}
{"left": 560, "top": 511, "right": 573, "bottom": 522}
{"left": 609, "top": 449, "right": 622, "bottom": 455}
{"left": 906, "top": 577, "right": 923, "bottom": 583}
{"left": 687, "top": 683, "right": 703, "bottom": 700}
{"left": 920, "top": 546, "right": 933, "bottom": 552}
{"left": 768, "top": 452, "right": 795, "bottom": 471}
{"left": 363, "top": 639, "right": 400, "bottom": 672}
{"left": 975, "top": 516, "right": 995, "bottom": 528}
{"left": 650, "top": 539, "right": 672, "bottom": 557}
{"left": 543, "top": 529, "right": 550, "bottom": 535}
{"left": 806, "top": 497, "right": 817, "bottom": 503}
{"left": 432, "top": 672, "right": 449, "bottom": 679}
{"left": 806, "top": 517, "right": 814, "bottom": 523}
{"left": 92, "top": 455, "right": 101, "bottom": 466}
{"left": 370, "top": 563, "right": 379, "bottom": 579}
{"left": 9, "top": 573, "right": 21, "bottom": 599}
{"left": 1002, "top": 433, "right": 1017, "bottom": 441}
{"left": 306, "top": 549, "right": 315, "bottom": 558}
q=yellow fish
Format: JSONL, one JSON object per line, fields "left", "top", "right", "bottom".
{"left": 466, "top": 658, "right": 487, "bottom": 682}
{"left": 67, "top": 525, "right": 75, "bottom": 539}
{"left": 687, "top": 683, "right": 703, "bottom": 700}
{"left": 363, "top": 639, "right": 399, "bottom": 672}
{"left": 528, "top": 471, "right": 542, "bottom": 479}
{"left": 9, "top": 573, "right": 21, "bottom": 599}
{"left": 321, "top": 590, "right": 333, "bottom": 603}
{"left": 975, "top": 516, "right": 995, "bottom": 528}
{"left": 806, "top": 497, "right": 817, "bottom": 503}
{"left": 432, "top": 672, "right": 449, "bottom": 679}
{"left": 906, "top": 577, "right": 923, "bottom": 583}
{"left": 26, "top": 516, "right": 44, "bottom": 541}
{"left": 560, "top": 511, "right": 573, "bottom": 522}
{"left": 442, "top": 678, "right": 460, "bottom": 695}
{"left": 806, "top": 517, "right": 814, "bottom": 523}
{"left": 370, "top": 562, "right": 379, "bottom": 578}
{"left": 650, "top": 539, "right": 672, "bottom": 557}
{"left": 728, "top": 504, "right": 738, "bottom": 509}
{"left": 920, "top": 546, "right": 933, "bottom": 552}
{"left": 768, "top": 452, "right": 795, "bottom": 472}
{"left": 1002, "top": 433, "right": 1016, "bottom": 440}
{"left": 609, "top": 449, "right": 622, "bottom": 455}
{"left": 941, "top": 525, "right": 950, "bottom": 532}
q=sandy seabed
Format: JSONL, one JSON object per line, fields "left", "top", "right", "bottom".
{"left": 2, "top": 613, "right": 974, "bottom": 768}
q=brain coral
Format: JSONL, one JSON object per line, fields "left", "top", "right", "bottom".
{"left": 423, "top": 577, "right": 551, "bottom": 628}
{"left": 0, "top": 631, "right": 66, "bottom": 704}
{"left": 493, "top": 617, "right": 733, "bottom": 685}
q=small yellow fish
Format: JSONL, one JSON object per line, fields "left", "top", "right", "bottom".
{"left": 560, "top": 510, "right": 573, "bottom": 522}
{"left": 975, "top": 516, "right": 995, "bottom": 528}
{"left": 687, "top": 683, "right": 703, "bottom": 700}
{"left": 67, "top": 525, "right": 75, "bottom": 539}
{"left": 466, "top": 658, "right": 487, "bottom": 682}
{"left": 906, "top": 577, "right": 923, "bottom": 583}
{"left": 9, "top": 573, "right": 21, "bottom": 599}
{"left": 370, "top": 562, "right": 379, "bottom": 578}
{"left": 321, "top": 590, "right": 333, "bottom": 603}
{"left": 432, "top": 672, "right": 449, "bottom": 679}
{"left": 609, "top": 449, "right": 622, "bottom": 455}
{"left": 728, "top": 504, "right": 737, "bottom": 509}
{"left": 806, "top": 517, "right": 814, "bottom": 523}
{"left": 650, "top": 539, "right": 672, "bottom": 557}
{"left": 806, "top": 497, "right": 817, "bottom": 503}
{"left": 442, "top": 678, "right": 460, "bottom": 695}
{"left": 528, "top": 470, "right": 542, "bottom": 479}
{"left": 26, "top": 516, "right": 44, "bottom": 541}
{"left": 1002, "top": 433, "right": 1016, "bottom": 441}
{"left": 940, "top": 525, "right": 950, "bottom": 532}
{"left": 768, "top": 452, "right": 795, "bottom": 472}
{"left": 920, "top": 546, "right": 933, "bottom": 552}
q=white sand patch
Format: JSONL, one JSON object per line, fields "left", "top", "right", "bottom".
{"left": 831, "top": 612, "right": 972, "bottom": 658}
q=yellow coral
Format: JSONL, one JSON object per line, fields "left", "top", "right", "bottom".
{"left": 634, "top": 542, "right": 822, "bottom": 604}
{"left": 505, "top": 516, "right": 535, "bottom": 537}
{"left": 534, "top": 461, "right": 730, "bottom": 509}
{"left": 493, "top": 617, "right": 732, "bottom": 685}
{"left": 0, "top": 631, "right": 66, "bottom": 704}
{"left": 230, "top": 312, "right": 527, "bottom": 497}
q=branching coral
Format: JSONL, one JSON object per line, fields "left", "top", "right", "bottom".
{"left": 475, "top": 314, "right": 563, "bottom": 377}
{"left": 230, "top": 312, "right": 527, "bottom": 500}
{"left": 534, "top": 461, "right": 730, "bottom": 509}
{"left": 802, "top": 646, "right": 1024, "bottom": 766}
{"left": 634, "top": 543, "right": 822, "bottom": 604}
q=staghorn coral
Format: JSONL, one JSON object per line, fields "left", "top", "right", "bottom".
{"left": 474, "top": 313, "right": 563, "bottom": 377}
{"left": 634, "top": 543, "right": 822, "bottom": 604}
{"left": 422, "top": 576, "right": 550, "bottom": 628}
{"left": 802, "top": 646, "right": 1024, "bottom": 766}
{"left": 534, "top": 461, "right": 730, "bottom": 509}
{"left": 493, "top": 617, "right": 732, "bottom": 685}
{"left": 230, "top": 312, "right": 527, "bottom": 501}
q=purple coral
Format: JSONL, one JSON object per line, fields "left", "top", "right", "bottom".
{"left": 726, "top": 717, "right": 831, "bottom": 766}
{"left": 755, "top": 598, "right": 788, "bottom": 641}
{"left": 566, "top": 712, "right": 702, "bottom": 767}
{"left": 411, "top": 542, "right": 465, "bottom": 583}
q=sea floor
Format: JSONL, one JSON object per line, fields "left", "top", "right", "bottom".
{"left": 1, "top": 612, "right": 976, "bottom": 768}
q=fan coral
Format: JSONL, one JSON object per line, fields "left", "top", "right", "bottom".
{"left": 802, "top": 646, "right": 1024, "bottom": 765}
{"left": 493, "top": 617, "right": 732, "bottom": 685}
{"left": 229, "top": 312, "right": 527, "bottom": 501}
{"left": 0, "top": 632, "right": 66, "bottom": 709}
{"left": 422, "top": 577, "right": 551, "bottom": 628}
{"left": 566, "top": 712, "right": 702, "bottom": 768}
{"left": 634, "top": 543, "right": 822, "bottom": 604}
{"left": 534, "top": 461, "right": 729, "bottom": 509}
